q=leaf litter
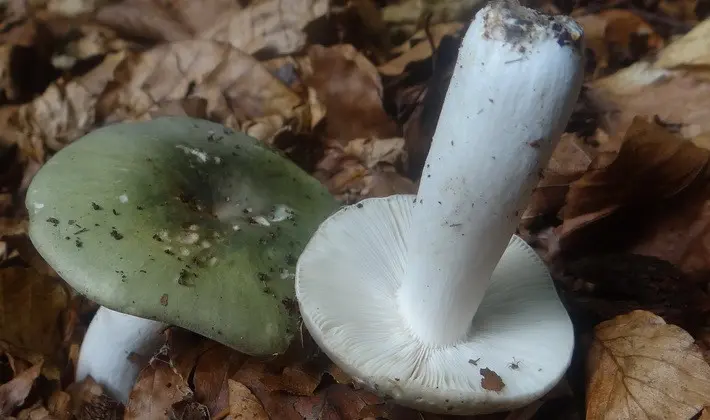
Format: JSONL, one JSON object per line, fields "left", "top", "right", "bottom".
{"left": 3, "top": 0, "right": 710, "bottom": 419}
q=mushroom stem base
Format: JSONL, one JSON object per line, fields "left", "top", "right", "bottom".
{"left": 76, "top": 306, "right": 166, "bottom": 404}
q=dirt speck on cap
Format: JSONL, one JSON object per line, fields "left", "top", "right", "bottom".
{"left": 480, "top": 368, "right": 505, "bottom": 392}
{"left": 160, "top": 294, "right": 169, "bottom": 306}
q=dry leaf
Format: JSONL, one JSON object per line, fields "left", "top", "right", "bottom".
{"left": 480, "top": 368, "right": 505, "bottom": 393}
{"left": 97, "top": 40, "right": 306, "bottom": 143}
{"left": 653, "top": 18, "right": 710, "bottom": 72}
{"left": 304, "top": 44, "right": 397, "bottom": 143}
{"left": 574, "top": 10, "right": 664, "bottom": 78}
{"left": 522, "top": 133, "right": 595, "bottom": 226}
{"left": 586, "top": 310, "right": 710, "bottom": 419}
{"left": 555, "top": 118, "right": 710, "bottom": 276}
{"left": 227, "top": 380, "right": 268, "bottom": 420}
{"left": 0, "top": 362, "right": 42, "bottom": 416}
{"left": 0, "top": 51, "right": 126, "bottom": 161}
{"left": 96, "top": 0, "right": 328, "bottom": 57}
{"left": 192, "top": 344, "right": 245, "bottom": 415}
{"left": 378, "top": 23, "right": 463, "bottom": 76}
{"left": 587, "top": 19, "right": 710, "bottom": 140}
{"left": 125, "top": 358, "right": 192, "bottom": 420}
{"left": 66, "top": 377, "right": 124, "bottom": 420}
{"left": 0, "top": 267, "right": 69, "bottom": 356}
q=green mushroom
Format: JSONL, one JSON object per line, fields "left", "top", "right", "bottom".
{"left": 25, "top": 117, "right": 338, "bottom": 403}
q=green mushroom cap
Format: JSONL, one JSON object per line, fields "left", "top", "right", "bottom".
{"left": 26, "top": 117, "right": 338, "bottom": 356}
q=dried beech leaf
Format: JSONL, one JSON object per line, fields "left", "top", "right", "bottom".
{"left": 192, "top": 344, "right": 245, "bottom": 415}
{"left": 523, "top": 133, "right": 594, "bottom": 224}
{"left": 198, "top": 0, "right": 329, "bottom": 57}
{"left": 574, "top": 10, "right": 664, "bottom": 77}
{"left": 97, "top": 0, "right": 328, "bottom": 56}
{"left": 97, "top": 40, "right": 306, "bottom": 142}
{"left": 227, "top": 380, "right": 268, "bottom": 420}
{"left": 588, "top": 21, "right": 710, "bottom": 139}
{"left": 654, "top": 18, "right": 710, "bottom": 73}
{"left": 125, "top": 360, "right": 192, "bottom": 420}
{"left": 0, "top": 51, "right": 126, "bottom": 160}
{"left": 555, "top": 118, "right": 710, "bottom": 275}
{"left": 0, "top": 362, "right": 42, "bottom": 416}
{"left": 0, "top": 267, "right": 69, "bottom": 356}
{"left": 304, "top": 44, "right": 397, "bottom": 143}
{"left": 378, "top": 23, "right": 463, "bottom": 76}
{"left": 66, "top": 377, "right": 124, "bottom": 420}
{"left": 586, "top": 310, "right": 710, "bottom": 419}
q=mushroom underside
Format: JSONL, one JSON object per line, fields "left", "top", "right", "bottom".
{"left": 296, "top": 195, "right": 574, "bottom": 415}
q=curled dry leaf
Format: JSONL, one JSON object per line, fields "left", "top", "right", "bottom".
{"left": 303, "top": 44, "right": 397, "bottom": 143}
{"left": 556, "top": 118, "right": 710, "bottom": 276}
{"left": 0, "top": 51, "right": 126, "bottom": 161}
{"left": 0, "top": 267, "right": 69, "bottom": 357}
{"left": 378, "top": 22, "right": 463, "bottom": 76}
{"left": 227, "top": 380, "right": 268, "bottom": 420}
{"left": 97, "top": 40, "right": 306, "bottom": 143}
{"left": 586, "top": 310, "right": 710, "bottom": 420}
{"left": 97, "top": 0, "right": 328, "bottom": 57}
{"left": 192, "top": 343, "right": 246, "bottom": 415}
{"left": 66, "top": 377, "right": 124, "bottom": 420}
{"left": 125, "top": 357, "right": 193, "bottom": 420}
{"left": 573, "top": 10, "right": 664, "bottom": 78}
{"left": 587, "top": 18, "right": 710, "bottom": 140}
{"left": 0, "top": 362, "right": 42, "bottom": 416}
{"left": 522, "top": 133, "right": 595, "bottom": 227}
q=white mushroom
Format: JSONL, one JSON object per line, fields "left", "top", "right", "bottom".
{"left": 295, "top": 0, "right": 584, "bottom": 415}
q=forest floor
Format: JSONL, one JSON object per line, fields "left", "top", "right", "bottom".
{"left": 2, "top": 0, "right": 710, "bottom": 418}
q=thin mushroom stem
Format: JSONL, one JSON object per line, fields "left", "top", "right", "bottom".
{"left": 76, "top": 306, "right": 166, "bottom": 403}
{"left": 397, "top": 0, "right": 584, "bottom": 346}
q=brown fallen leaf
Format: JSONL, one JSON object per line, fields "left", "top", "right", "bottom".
{"left": 556, "top": 118, "right": 710, "bottom": 262}
{"left": 587, "top": 19, "right": 710, "bottom": 141}
{"left": 96, "top": 0, "right": 328, "bottom": 57}
{"left": 0, "top": 51, "right": 126, "bottom": 161}
{"left": 573, "top": 10, "right": 664, "bottom": 78}
{"left": 522, "top": 133, "right": 595, "bottom": 228}
{"left": 378, "top": 22, "right": 463, "bottom": 76}
{"left": 586, "top": 310, "right": 710, "bottom": 419}
{"left": 0, "top": 362, "right": 42, "bottom": 416}
{"left": 303, "top": 44, "right": 398, "bottom": 143}
{"left": 480, "top": 368, "right": 505, "bottom": 393}
{"left": 0, "top": 267, "right": 69, "bottom": 357}
{"left": 96, "top": 40, "right": 306, "bottom": 143}
{"left": 227, "top": 380, "right": 268, "bottom": 420}
{"left": 192, "top": 343, "right": 245, "bottom": 415}
{"left": 66, "top": 377, "right": 124, "bottom": 420}
{"left": 125, "top": 356, "right": 193, "bottom": 420}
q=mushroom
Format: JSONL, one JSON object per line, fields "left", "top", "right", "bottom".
{"left": 25, "top": 117, "right": 338, "bottom": 403}
{"left": 295, "top": 1, "right": 584, "bottom": 415}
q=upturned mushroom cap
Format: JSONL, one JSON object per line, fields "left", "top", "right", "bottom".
{"left": 26, "top": 117, "right": 338, "bottom": 355}
{"left": 296, "top": 196, "right": 574, "bottom": 414}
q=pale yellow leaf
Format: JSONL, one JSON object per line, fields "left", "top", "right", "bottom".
{"left": 654, "top": 19, "right": 710, "bottom": 71}
{"left": 586, "top": 310, "right": 710, "bottom": 420}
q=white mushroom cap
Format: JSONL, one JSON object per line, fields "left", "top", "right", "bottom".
{"left": 296, "top": 196, "right": 573, "bottom": 414}
{"left": 296, "top": 0, "right": 583, "bottom": 415}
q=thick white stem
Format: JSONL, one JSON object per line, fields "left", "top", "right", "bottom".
{"left": 76, "top": 306, "right": 166, "bottom": 404}
{"left": 398, "top": 0, "right": 584, "bottom": 345}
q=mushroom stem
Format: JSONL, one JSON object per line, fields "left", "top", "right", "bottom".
{"left": 398, "top": 0, "right": 584, "bottom": 345}
{"left": 76, "top": 306, "right": 166, "bottom": 403}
